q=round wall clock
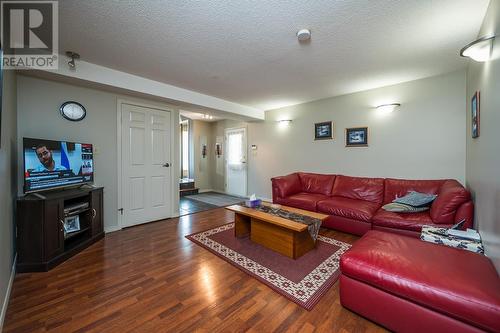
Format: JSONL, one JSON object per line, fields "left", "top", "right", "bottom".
{"left": 60, "top": 101, "right": 87, "bottom": 121}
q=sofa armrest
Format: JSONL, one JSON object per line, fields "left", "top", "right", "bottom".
{"left": 430, "top": 180, "right": 471, "bottom": 224}
{"left": 455, "top": 201, "right": 474, "bottom": 229}
{"left": 271, "top": 173, "right": 301, "bottom": 201}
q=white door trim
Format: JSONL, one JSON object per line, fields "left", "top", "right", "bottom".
{"left": 117, "top": 99, "right": 176, "bottom": 229}
{"left": 224, "top": 126, "right": 248, "bottom": 197}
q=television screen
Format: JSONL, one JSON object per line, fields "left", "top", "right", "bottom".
{"left": 23, "top": 138, "right": 94, "bottom": 193}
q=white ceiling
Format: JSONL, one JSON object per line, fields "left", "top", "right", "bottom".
{"left": 59, "top": 0, "right": 490, "bottom": 111}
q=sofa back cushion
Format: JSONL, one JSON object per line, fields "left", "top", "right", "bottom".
{"left": 332, "top": 175, "right": 384, "bottom": 204}
{"left": 298, "top": 172, "right": 336, "bottom": 196}
{"left": 384, "top": 178, "right": 445, "bottom": 204}
{"left": 430, "top": 180, "right": 471, "bottom": 223}
{"left": 272, "top": 173, "right": 301, "bottom": 198}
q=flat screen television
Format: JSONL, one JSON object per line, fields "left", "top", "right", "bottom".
{"left": 23, "top": 137, "right": 94, "bottom": 193}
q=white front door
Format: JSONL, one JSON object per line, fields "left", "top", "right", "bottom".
{"left": 121, "top": 103, "right": 172, "bottom": 227}
{"left": 225, "top": 127, "right": 247, "bottom": 197}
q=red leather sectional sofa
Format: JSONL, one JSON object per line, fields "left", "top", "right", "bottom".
{"left": 340, "top": 231, "right": 500, "bottom": 332}
{"left": 271, "top": 172, "right": 474, "bottom": 237}
{"left": 272, "top": 173, "right": 500, "bottom": 331}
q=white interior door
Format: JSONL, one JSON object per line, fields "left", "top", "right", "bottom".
{"left": 225, "top": 127, "right": 247, "bottom": 197}
{"left": 121, "top": 103, "right": 172, "bottom": 227}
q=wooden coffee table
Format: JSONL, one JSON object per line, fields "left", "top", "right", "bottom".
{"left": 225, "top": 203, "right": 328, "bottom": 259}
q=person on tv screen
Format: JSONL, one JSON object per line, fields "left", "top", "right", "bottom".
{"left": 34, "top": 145, "right": 68, "bottom": 172}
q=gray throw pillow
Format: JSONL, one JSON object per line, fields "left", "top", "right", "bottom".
{"left": 393, "top": 191, "right": 437, "bottom": 207}
{"left": 382, "top": 202, "right": 430, "bottom": 213}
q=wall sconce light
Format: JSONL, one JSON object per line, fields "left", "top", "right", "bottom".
{"left": 215, "top": 143, "right": 222, "bottom": 158}
{"left": 66, "top": 51, "right": 80, "bottom": 70}
{"left": 277, "top": 119, "right": 292, "bottom": 126}
{"left": 460, "top": 36, "right": 495, "bottom": 62}
{"left": 376, "top": 103, "right": 400, "bottom": 114}
{"left": 202, "top": 144, "right": 207, "bottom": 158}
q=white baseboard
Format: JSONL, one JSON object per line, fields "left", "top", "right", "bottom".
{"left": 104, "top": 225, "right": 122, "bottom": 234}
{"left": 1, "top": 254, "right": 16, "bottom": 331}
{"left": 198, "top": 189, "right": 214, "bottom": 193}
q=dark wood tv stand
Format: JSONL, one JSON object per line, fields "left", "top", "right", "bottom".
{"left": 16, "top": 187, "right": 104, "bottom": 272}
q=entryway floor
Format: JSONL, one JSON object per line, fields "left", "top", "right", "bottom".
{"left": 179, "top": 191, "right": 245, "bottom": 216}
{"left": 179, "top": 197, "right": 218, "bottom": 216}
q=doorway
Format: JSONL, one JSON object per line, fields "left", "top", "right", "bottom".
{"left": 225, "top": 127, "right": 247, "bottom": 197}
{"left": 118, "top": 101, "right": 174, "bottom": 228}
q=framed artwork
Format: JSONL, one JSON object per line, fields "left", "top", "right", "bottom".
{"left": 471, "top": 91, "right": 480, "bottom": 138}
{"left": 346, "top": 127, "right": 368, "bottom": 147}
{"left": 64, "top": 216, "right": 80, "bottom": 234}
{"left": 315, "top": 121, "right": 333, "bottom": 140}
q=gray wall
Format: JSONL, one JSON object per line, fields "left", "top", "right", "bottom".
{"left": 466, "top": 0, "right": 500, "bottom": 270}
{"left": 17, "top": 75, "right": 180, "bottom": 231}
{"left": 247, "top": 71, "right": 467, "bottom": 199}
{"left": 0, "top": 70, "right": 17, "bottom": 327}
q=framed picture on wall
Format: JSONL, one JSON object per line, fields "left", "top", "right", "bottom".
{"left": 471, "top": 91, "right": 480, "bottom": 138}
{"left": 314, "top": 121, "right": 333, "bottom": 140}
{"left": 346, "top": 127, "right": 368, "bottom": 147}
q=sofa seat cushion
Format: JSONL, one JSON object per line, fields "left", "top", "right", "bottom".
{"left": 275, "top": 192, "right": 328, "bottom": 211}
{"left": 372, "top": 209, "right": 436, "bottom": 232}
{"left": 317, "top": 197, "right": 380, "bottom": 222}
{"left": 340, "top": 231, "right": 500, "bottom": 332}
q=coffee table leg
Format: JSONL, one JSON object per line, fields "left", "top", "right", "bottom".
{"left": 234, "top": 213, "right": 251, "bottom": 237}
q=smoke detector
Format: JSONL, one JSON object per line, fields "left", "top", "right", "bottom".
{"left": 297, "top": 29, "right": 311, "bottom": 42}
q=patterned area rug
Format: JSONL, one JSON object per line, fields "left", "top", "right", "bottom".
{"left": 186, "top": 223, "right": 351, "bottom": 310}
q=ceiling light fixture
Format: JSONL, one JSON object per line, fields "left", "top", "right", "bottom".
{"left": 297, "top": 29, "right": 311, "bottom": 42}
{"left": 66, "top": 51, "right": 80, "bottom": 70}
{"left": 460, "top": 36, "right": 495, "bottom": 62}
{"left": 376, "top": 103, "right": 400, "bottom": 114}
{"left": 204, "top": 114, "right": 213, "bottom": 120}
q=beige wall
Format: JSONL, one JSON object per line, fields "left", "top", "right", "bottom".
{"left": 192, "top": 120, "right": 214, "bottom": 190}
{"left": 188, "top": 119, "right": 249, "bottom": 192}
{"left": 16, "top": 75, "right": 180, "bottom": 231}
{"left": 247, "top": 71, "right": 467, "bottom": 199}
{"left": 466, "top": 0, "right": 500, "bottom": 270}
{"left": 0, "top": 70, "right": 17, "bottom": 327}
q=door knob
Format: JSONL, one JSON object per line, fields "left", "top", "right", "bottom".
{"left": 163, "top": 163, "right": 170, "bottom": 167}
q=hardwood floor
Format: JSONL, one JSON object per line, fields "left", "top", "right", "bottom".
{"left": 4, "top": 208, "right": 386, "bottom": 333}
